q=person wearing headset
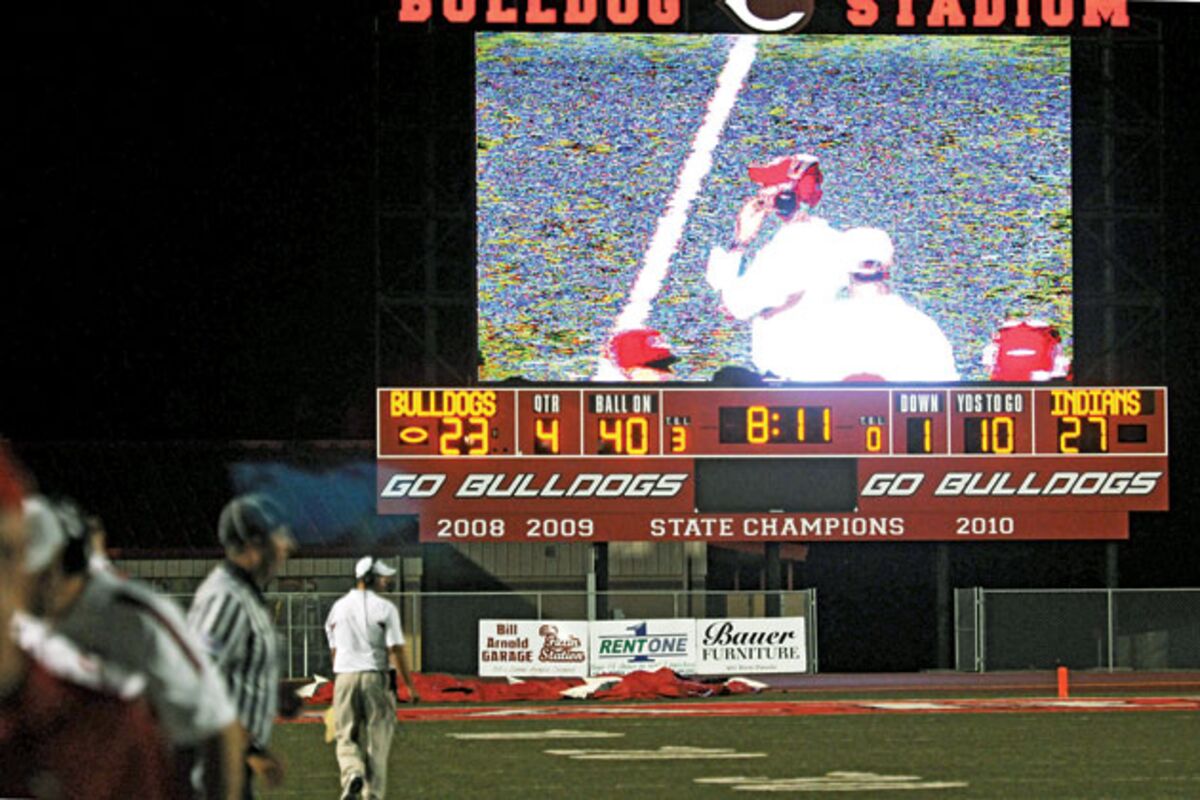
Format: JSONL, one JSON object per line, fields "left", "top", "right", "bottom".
{"left": 1, "top": 447, "right": 174, "bottom": 799}
{"left": 324, "top": 555, "right": 419, "bottom": 800}
{"left": 18, "top": 494, "right": 243, "bottom": 799}
{"left": 705, "top": 153, "right": 848, "bottom": 379}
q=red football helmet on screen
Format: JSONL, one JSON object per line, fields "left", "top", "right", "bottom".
{"left": 606, "top": 328, "right": 678, "bottom": 373}
{"left": 983, "top": 319, "right": 1071, "bottom": 381}
{"left": 747, "top": 153, "right": 823, "bottom": 211}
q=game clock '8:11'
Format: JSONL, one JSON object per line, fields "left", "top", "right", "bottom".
{"left": 719, "top": 406, "right": 835, "bottom": 445}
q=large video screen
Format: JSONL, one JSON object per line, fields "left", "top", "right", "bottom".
{"left": 476, "top": 34, "right": 1072, "bottom": 383}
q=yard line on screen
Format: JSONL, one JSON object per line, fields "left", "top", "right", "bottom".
{"left": 596, "top": 35, "right": 759, "bottom": 380}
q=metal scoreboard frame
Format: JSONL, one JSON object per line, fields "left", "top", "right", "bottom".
{"left": 375, "top": 387, "right": 1169, "bottom": 543}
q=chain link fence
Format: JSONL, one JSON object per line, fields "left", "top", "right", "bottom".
{"left": 956, "top": 588, "right": 1200, "bottom": 671}
{"left": 168, "top": 589, "right": 818, "bottom": 678}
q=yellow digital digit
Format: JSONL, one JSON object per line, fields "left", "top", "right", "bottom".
{"left": 439, "top": 417, "right": 463, "bottom": 455}
{"left": 821, "top": 407, "right": 832, "bottom": 443}
{"left": 669, "top": 426, "right": 688, "bottom": 453}
{"left": 746, "top": 406, "right": 769, "bottom": 444}
{"left": 795, "top": 408, "right": 806, "bottom": 442}
{"left": 599, "top": 418, "right": 622, "bottom": 453}
{"left": 1059, "top": 416, "right": 1080, "bottom": 453}
{"left": 467, "top": 417, "right": 488, "bottom": 456}
{"left": 534, "top": 417, "right": 560, "bottom": 454}
{"left": 906, "top": 417, "right": 933, "bottom": 453}
{"left": 626, "top": 417, "right": 649, "bottom": 455}
{"left": 866, "top": 425, "right": 883, "bottom": 452}
{"left": 1089, "top": 416, "right": 1108, "bottom": 452}
{"left": 992, "top": 416, "right": 1014, "bottom": 454}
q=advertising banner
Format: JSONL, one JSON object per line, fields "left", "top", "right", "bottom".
{"left": 696, "top": 617, "right": 807, "bottom": 675}
{"left": 478, "top": 619, "right": 589, "bottom": 677}
{"left": 589, "top": 618, "right": 696, "bottom": 676}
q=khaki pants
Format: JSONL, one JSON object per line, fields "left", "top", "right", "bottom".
{"left": 333, "top": 671, "right": 397, "bottom": 800}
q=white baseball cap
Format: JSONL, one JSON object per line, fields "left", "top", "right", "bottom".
{"left": 354, "top": 556, "right": 397, "bottom": 580}
{"left": 844, "top": 227, "right": 895, "bottom": 268}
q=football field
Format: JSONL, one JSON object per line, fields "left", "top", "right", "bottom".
{"left": 263, "top": 698, "right": 1200, "bottom": 798}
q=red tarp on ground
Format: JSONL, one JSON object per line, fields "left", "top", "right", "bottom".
{"left": 591, "top": 668, "right": 711, "bottom": 700}
{"left": 303, "top": 668, "right": 755, "bottom": 705}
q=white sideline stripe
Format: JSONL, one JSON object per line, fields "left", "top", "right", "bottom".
{"left": 595, "top": 35, "right": 759, "bottom": 380}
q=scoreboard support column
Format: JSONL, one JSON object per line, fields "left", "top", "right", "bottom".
{"left": 686, "top": 543, "right": 708, "bottom": 617}
{"left": 765, "top": 543, "right": 782, "bottom": 617}
{"left": 936, "top": 544, "right": 951, "bottom": 670}
{"left": 587, "top": 542, "right": 609, "bottom": 621}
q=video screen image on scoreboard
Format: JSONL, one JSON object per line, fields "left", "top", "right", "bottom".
{"left": 476, "top": 33, "right": 1072, "bottom": 383}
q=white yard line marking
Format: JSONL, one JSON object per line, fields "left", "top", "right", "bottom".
{"left": 447, "top": 729, "right": 624, "bottom": 740}
{"left": 547, "top": 746, "right": 766, "bottom": 760}
{"left": 596, "top": 35, "right": 759, "bottom": 379}
{"left": 697, "top": 772, "right": 969, "bottom": 792}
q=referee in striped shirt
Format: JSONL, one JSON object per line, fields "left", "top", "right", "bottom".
{"left": 189, "top": 494, "right": 298, "bottom": 798}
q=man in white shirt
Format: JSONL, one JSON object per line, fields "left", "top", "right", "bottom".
{"left": 325, "top": 556, "right": 418, "bottom": 800}
{"left": 779, "top": 227, "right": 959, "bottom": 382}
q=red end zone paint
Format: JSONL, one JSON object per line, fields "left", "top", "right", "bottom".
{"left": 289, "top": 696, "right": 1199, "bottom": 725}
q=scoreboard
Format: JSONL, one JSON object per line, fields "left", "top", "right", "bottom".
{"left": 376, "top": 387, "right": 1168, "bottom": 543}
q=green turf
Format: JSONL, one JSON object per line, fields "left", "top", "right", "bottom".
{"left": 262, "top": 710, "right": 1200, "bottom": 799}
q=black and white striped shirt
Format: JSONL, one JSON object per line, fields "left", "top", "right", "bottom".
{"left": 187, "top": 562, "right": 280, "bottom": 749}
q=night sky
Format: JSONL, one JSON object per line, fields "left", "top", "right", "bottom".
{"left": 12, "top": 4, "right": 378, "bottom": 441}
{"left": 8, "top": 3, "right": 1200, "bottom": 609}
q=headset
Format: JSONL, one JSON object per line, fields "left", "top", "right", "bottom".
{"left": 773, "top": 189, "right": 798, "bottom": 219}
{"left": 51, "top": 497, "right": 90, "bottom": 575}
{"left": 355, "top": 556, "right": 393, "bottom": 647}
